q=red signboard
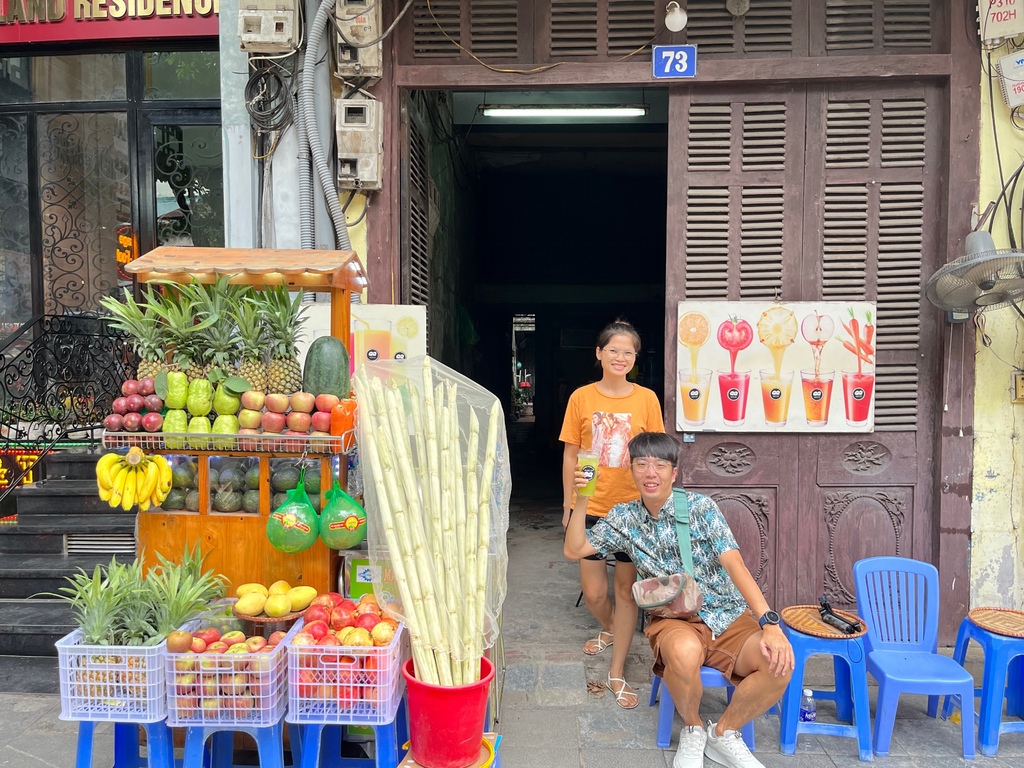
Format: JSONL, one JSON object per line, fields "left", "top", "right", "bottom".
{"left": 0, "top": 0, "right": 218, "bottom": 44}
{"left": 0, "top": 450, "right": 44, "bottom": 488}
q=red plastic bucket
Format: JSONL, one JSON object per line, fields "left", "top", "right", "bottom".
{"left": 402, "top": 656, "right": 495, "bottom": 768}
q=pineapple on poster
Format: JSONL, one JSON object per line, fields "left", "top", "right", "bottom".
{"left": 676, "top": 301, "right": 877, "bottom": 433}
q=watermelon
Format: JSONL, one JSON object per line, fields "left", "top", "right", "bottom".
{"left": 245, "top": 466, "right": 261, "bottom": 490}
{"left": 272, "top": 465, "right": 301, "bottom": 492}
{"left": 219, "top": 468, "right": 246, "bottom": 492}
{"left": 242, "top": 489, "right": 261, "bottom": 513}
{"left": 162, "top": 488, "right": 187, "bottom": 511}
{"left": 302, "top": 336, "right": 350, "bottom": 398}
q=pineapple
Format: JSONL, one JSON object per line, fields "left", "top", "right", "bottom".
{"left": 149, "top": 285, "right": 211, "bottom": 382}
{"left": 232, "top": 298, "right": 269, "bottom": 393}
{"left": 261, "top": 285, "right": 308, "bottom": 395}
{"left": 188, "top": 277, "right": 245, "bottom": 379}
{"left": 99, "top": 288, "right": 171, "bottom": 380}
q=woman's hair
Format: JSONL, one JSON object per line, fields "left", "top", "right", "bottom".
{"left": 627, "top": 432, "right": 680, "bottom": 466}
{"left": 597, "top": 319, "right": 642, "bottom": 354}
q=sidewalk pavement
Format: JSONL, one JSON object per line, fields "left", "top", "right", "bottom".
{"left": 1, "top": 497, "right": 1022, "bottom": 767}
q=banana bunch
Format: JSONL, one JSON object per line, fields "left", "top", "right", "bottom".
{"left": 95, "top": 448, "right": 172, "bottom": 512}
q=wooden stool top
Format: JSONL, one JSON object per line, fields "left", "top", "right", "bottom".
{"left": 781, "top": 605, "right": 867, "bottom": 640}
{"left": 968, "top": 607, "right": 1024, "bottom": 638}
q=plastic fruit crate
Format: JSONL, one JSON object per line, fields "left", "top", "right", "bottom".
{"left": 286, "top": 618, "right": 407, "bottom": 726}
{"left": 57, "top": 631, "right": 166, "bottom": 723}
{"left": 165, "top": 619, "right": 300, "bottom": 727}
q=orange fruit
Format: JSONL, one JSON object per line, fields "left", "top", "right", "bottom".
{"left": 678, "top": 312, "right": 710, "bottom": 347}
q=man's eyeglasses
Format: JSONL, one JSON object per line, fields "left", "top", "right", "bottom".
{"left": 631, "top": 458, "right": 673, "bottom": 472}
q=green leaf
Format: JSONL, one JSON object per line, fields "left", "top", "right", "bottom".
{"left": 154, "top": 370, "right": 169, "bottom": 400}
{"left": 224, "top": 376, "right": 251, "bottom": 395}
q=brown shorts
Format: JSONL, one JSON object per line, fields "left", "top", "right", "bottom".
{"left": 644, "top": 612, "right": 761, "bottom": 685}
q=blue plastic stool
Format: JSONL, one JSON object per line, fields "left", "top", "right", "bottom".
{"left": 649, "top": 667, "right": 755, "bottom": 750}
{"left": 75, "top": 721, "right": 174, "bottom": 768}
{"left": 293, "top": 702, "right": 408, "bottom": 768}
{"left": 940, "top": 614, "right": 1024, "bottom": 757}
{"left": 779, "top": 624, "right": 873, "bottom": 762}
{"left": 183, "top": 722, "right": 286, "bottom": 768}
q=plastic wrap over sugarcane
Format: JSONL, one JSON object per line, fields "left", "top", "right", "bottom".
{"left": 353, "top": 356, "right": 510, "bottom": 686}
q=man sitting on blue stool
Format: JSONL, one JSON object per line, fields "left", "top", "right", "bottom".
{"left": 564, "top": 431, "right": 794, "bottom": 768}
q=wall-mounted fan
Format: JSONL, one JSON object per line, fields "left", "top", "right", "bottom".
{"left": 925, "top": 230, "right": 1024, "bottom": 318}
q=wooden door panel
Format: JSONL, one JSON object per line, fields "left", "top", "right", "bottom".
{"left": 812, "top": 434, "right": 919, "bottom": 486}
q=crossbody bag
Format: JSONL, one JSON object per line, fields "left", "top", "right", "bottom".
{"left": 630, "top": 488, "right": 704, "bottom": 619}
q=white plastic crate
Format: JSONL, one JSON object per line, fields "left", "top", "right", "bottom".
{"left": 57, "top": 631, "right": 166, "bottom": 723}
{"left": 165, "top": 618, "right": 300, "bottom": 727}
{"left": 286, "top": 618, "right": 406, "bottom": 726}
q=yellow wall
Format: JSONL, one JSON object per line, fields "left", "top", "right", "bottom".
{"left": 973, "top": 50, "right": 1024, "bottom": 609}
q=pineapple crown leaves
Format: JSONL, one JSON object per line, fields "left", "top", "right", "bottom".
{"left": 183, "top": 277, "right": 247, "bottom": 369}
{"left": 144, "top": 544, "right": 226, "bottom": 637}
{"left": 230, "top": 299, "right": 269, "bottom": 359}
{"left": 257, "top": 285, "right": 308, "bottom": 358}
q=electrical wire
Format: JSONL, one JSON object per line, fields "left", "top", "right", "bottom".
{"left": 245, "top": 62, "right": 295, "bottom": 136}
{"left": 345, "top": 194, "right": 370, "bottom": 227}
{"left": 335, "top": 0, "right": 414, "bottom": 48}
{"left": 987, "top": 48, "right": 1016, "bottom": 248}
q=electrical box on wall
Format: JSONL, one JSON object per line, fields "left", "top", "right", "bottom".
{"left": 239, "top": 0, "right": 300, "bottom": 53}
{"left": 980, "top": 0, "right": 1024, "bottom": 43}
{"left": 998, "top": 50, "right": 1024, "bottom": 108}
{"left": 1013, "top": 371, "right": 1024, "bottom": 403}
{"left": 336, "top": 98, "right": 382, "bottom": 190}
{"left": 335, "top": 0, "right": 383, "bottom": 80}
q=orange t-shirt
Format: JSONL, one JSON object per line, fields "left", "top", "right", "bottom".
{"left": 559, "top": 383, "right": 665, "bottom": 516}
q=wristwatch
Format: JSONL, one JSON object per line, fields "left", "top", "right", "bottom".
{"left": 758, "top": 610, "right": 781, "bottom": 629}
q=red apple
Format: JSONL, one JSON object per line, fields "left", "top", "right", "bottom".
{"left": 138, "top": 377, "right": 156, "bottom": 396}
{"left": 245, "top": 635, "right": 268, "bottom": 652}
{"left": 237, "top": 428, "right": 260, "bottom": 451}
{"left": 200, "top": 676, "right": 220, "bottom": 697}
{"left": 265, "top": 393, "right": 290, "bottom": 413}
{"left": 267, "top": 630, "right": 287, "bottom": 646}
{"left": 261, "top": 411, "right": 287, "bottom": 433}
{"left": 205, "top": 641, "right": 229, "bottom": 654}
{"left": 126, "top": 394, "right": 146, "bottom": 413}
{"left": 103, "top": 413, "right": 124, "bottom": 431}
{"left": 285, "top": 430, "right": 310, "bottom": 448}
{"left": 305, "top": 620, "right": 330, "bottom": 641}
{"left": 174, "top": 652, "right": 197, "bottom": 672}
{"left": 289, "top": 391, "right": 315, "bottom": 413}
{"left": 240, "top": 390, "right": 266, "bottom": 411}
{"left": 330, "top": 606, "right": 356, "bottom": 631}
{"left": 354, "top": 612, "right": 379, "bottom": 632}
{"left": 220, "top": 630, "right": 246, "bottom": 647}
{"left": 291, "top": 632, "right": 317, "bottom": 646}
{"left": 190, "top": 636, "right": 207, "bottom": 654}
{"left": 310, "top": 411, "right": 332, "bottom": 432}
{"left": 122, "top": 412, "right": 142, "bottom": 432}
{"left": 121, "top": 379, "right": 139, "bottom": 396}
{"left": 315, "top": 394, "right": 340, "bottom": 413}
{"left": 166, "top": 629, "right": 194, "bottom": 654}
{"left": 174, "top": 672, "right": 197, "bottom": 695}
{"left": 219, "top": 672, "right": 248, "bottom": 696}
{"left": 142, "top": 412, "right": 163, "bottom": 433}
{"left": 112, "top": 396, "right": 129, "bottom": 415}
{"left": 194, "top": 627, "right": 221, "bottom": 645}
{"left": 287, "top": 411, "right": 311, "bottom": 432}
{"left": 238, "top": 408, "right": 263, "bottom": 429}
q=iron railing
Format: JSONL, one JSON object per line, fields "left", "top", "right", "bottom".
{"left": 0, "top": 314, "right": 134, "bottom": 505}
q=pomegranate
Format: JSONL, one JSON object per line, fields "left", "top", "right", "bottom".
{"left": 353, "top": 612, "right": 379, "bottom": 632}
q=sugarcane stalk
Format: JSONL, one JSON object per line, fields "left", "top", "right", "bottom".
{"left": 408, "top": 386, "right": 433, "bottom": 548}
{"left": 375, "top": 381, "right": 454, "bottom": 686}
{"left": 437, "top": 404, "right": 466, "bottom": 684}
{"left": 357, "top": 388, "right": 437, "bottom": 683}
{"left": 450, "top": 383, "right": 468, "bottom": 577}
{"left": 471, "top": 401, "right": 501, "bottom": 676}
{"left": 422, "top": 359, "right": 444, "bottom": 556}
{"left": 463, "top": 407, "right": 481, "bottom": 682}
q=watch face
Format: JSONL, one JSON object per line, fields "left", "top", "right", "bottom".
{"left": 762, "top": 610, "right": 780, "bottom": 625}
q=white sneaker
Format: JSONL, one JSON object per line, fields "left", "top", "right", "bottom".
{"left": 673, "top": 725, "right": 707, "bottom": 768}
{"left": 703, "top": 720, "right": 765, "bottom": 768}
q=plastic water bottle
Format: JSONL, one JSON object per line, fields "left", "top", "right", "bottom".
{"left": 798, "top": 688, "right": 817, "bottom": 750}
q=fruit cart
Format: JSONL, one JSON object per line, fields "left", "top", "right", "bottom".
{"left": 112, "top": 246, "right": 367, "bottom": 594}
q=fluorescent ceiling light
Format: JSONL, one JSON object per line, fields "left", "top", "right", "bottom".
{"left": 480, "top": 104, "right": 648, "bottom": 119}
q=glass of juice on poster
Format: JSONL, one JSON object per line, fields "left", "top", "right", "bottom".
{"left": 717, "top": 370, "right": 750, "bottom": 426}
{"left": 801, "top": 369, "right": 834, "bottom": 426}
{"left": 576, "top": 452, "right": 599, "bottom": 496}
{"left": 839, "top": 308, "right": 875, "bottom": 427}
{"left": 759, "top": 369, "right": 794, "bottom": 427}
{"left": 355, "top": 321, "right": 392, "bottom": 365}
{"left": 679, "top": 369, "right": 713, "bottom": 427}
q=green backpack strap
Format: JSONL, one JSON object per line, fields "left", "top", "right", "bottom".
{"left": 672, "top": 487, "right": 695, "bottom": 577}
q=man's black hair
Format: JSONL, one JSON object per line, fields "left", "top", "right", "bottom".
{"left": 627, "top": 432, "right": 681, "bottom": 466}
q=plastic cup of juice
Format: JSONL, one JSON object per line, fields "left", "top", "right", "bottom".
{"left": 679, "top": 368, "right": 712, "bottom": 427}
{"left": 801, "top": 369, "right": 834, "bottom": 427}
{"left": 576, "top": 452, "right": 599, "bottom": 497}
{"left": 717, "top": 370, "right": 750, "bottom": 426}
{"left": 759, "top": 370, "right": 794, "bottom": 427}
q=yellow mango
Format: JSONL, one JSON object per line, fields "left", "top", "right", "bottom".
{"left": 264, "top": 594, "right": 293, "bottom": 618}
{"left": 234, "top": 592, "right": 267, "bottom": 617}
{"left": 286, "top": 585, "right": 318, "bottom": 612}
{"left": 267, "top": 580, "right": 292, "bottom": 596}
{"left": 235, "top": 582, "right": 269, "bottom": 598}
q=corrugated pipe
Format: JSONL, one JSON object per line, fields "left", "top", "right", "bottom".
{"left": 297, "top": 90, "right": 314, "bottom": 249}
{"left": 300, "top": 0, "right": 352, "bottom": 251}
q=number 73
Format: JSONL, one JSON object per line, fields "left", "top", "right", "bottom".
{"left": 662, "top": 50, "right": 689, "bottom": 74}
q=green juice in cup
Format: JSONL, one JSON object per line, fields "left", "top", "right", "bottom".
{"left": 577, "top": 452, "right": 599, "bottom": 497}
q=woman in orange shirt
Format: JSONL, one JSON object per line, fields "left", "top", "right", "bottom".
{"left": 559, "top": 320, "right": 665, "bottom": 709}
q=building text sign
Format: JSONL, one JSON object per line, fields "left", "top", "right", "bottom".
{"left": 0, "top": 0, "right": 218, "bottom": 44}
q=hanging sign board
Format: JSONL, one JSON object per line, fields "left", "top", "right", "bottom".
{"left": 0, "top": 0, "right": 219, "bottom": 44}
{"left": 652, "top": 44, "right": 697, "bottom": 79}
{"left": 675, "top": 301, "right": 877, "bottom": 433}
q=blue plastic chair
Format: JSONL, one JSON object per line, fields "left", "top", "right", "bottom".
{"left": 853, "top": 556, "right": 976, "bottom": 758}
{"left": 940, "top": 614, "right": 1024, "bottom": 756}
{"left": 649, "top": 667, "right": 755, "bottom": 750}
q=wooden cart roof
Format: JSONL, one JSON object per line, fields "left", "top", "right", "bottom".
{"left": 126, "top": 246, "right": 368, "bottom": 291}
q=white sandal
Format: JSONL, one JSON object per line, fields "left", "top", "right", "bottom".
{"left": 583, "top": 630, "right": 613, "bottom": 655}
{"left": 607, "top": 674, "right": 639, "bottom": 710}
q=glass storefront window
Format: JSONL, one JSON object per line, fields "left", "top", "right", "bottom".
{"left": 0, "top": 115, "right": 33, "bottom": 330}
{"left": 0, "top": 55, "right": 126, "bottom": 104}
{"left": 143, "top": 52, "right": 220, "bottom": 101}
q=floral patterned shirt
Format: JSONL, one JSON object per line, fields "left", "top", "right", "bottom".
{"left": 586, "top": 491, "right": 749, "bottom": 637}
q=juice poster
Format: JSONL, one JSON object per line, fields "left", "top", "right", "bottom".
{"left": 675, "top": 301, "right": 877, "bottom": 433}
{"left": 349, "top": 304, "right": 428, "bottom": 374}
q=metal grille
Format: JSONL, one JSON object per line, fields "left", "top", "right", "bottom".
{"left": 821, "top": 184, "right": 869, "bottom": 299}
{"left": 550, "top": 1, "right": 599, "bottom": 56}
{"left": 687, "top": 104, "right": 733, "bottom": 172}
{"left": 825, "top": 101, "right": 871, "bottom": 168}
{"left": 739, "top": 186, "right": 785, "bottom": 300}
{"left": 66, "top": 532, "right": 136, "bottom": 555}
{"left": 876, "top": 182, "right": 923, "bottom": 350}
{"left": 684, "top": 187, "right": 731, "bottom": 299}
{"left": 742, "top": 103, "right": 787, "bottom": 171}
{"left": 412, "top": 0, "right": 461, "bottom": 57}
{"left": 470, "top": 0, "right": 518, "bottom": 58}
{"left": 608, "top": 0, "right": 656, "bottom": 55}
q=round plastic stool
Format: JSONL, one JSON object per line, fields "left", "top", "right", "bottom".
{"left": 75, "top": 720, "right": 173, "bottom": 768}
